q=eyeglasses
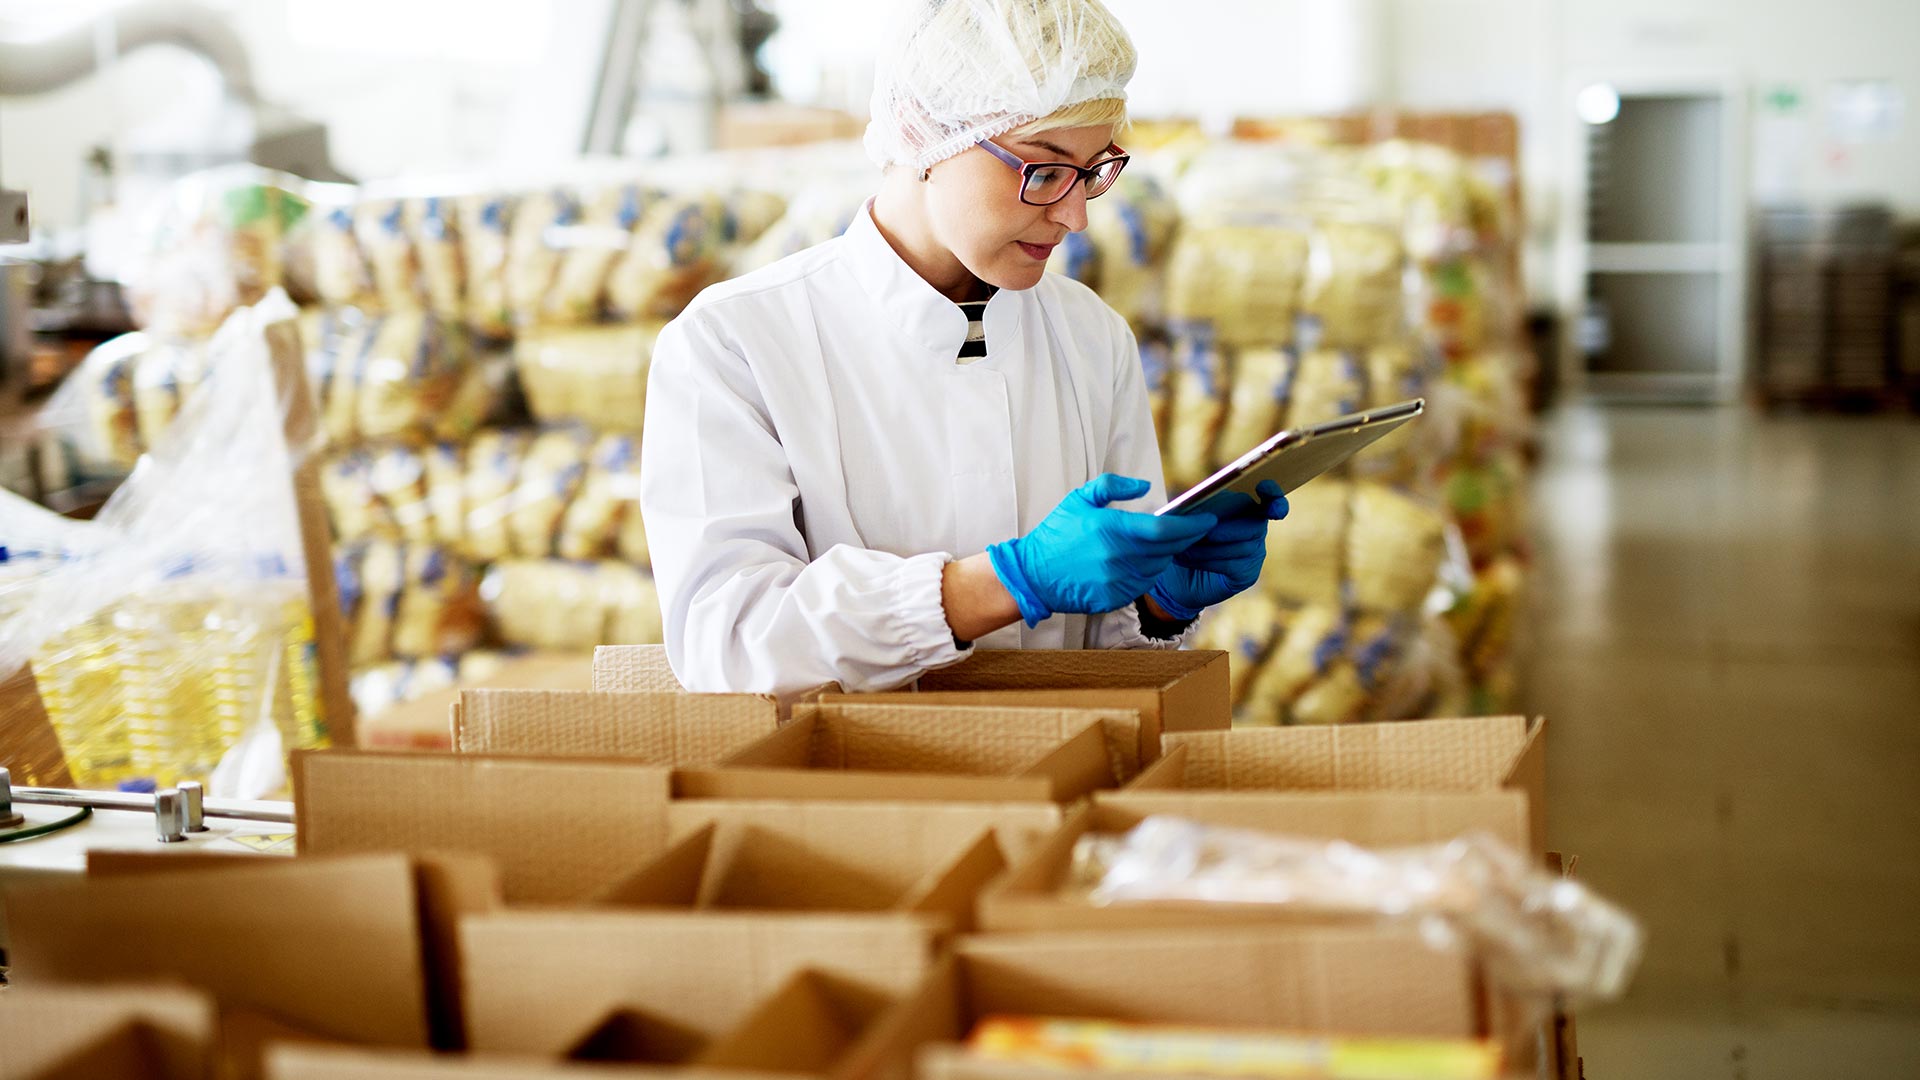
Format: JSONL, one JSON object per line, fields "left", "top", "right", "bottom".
{"left": 976, "top": 140, "right": 1130, "bottom": 206}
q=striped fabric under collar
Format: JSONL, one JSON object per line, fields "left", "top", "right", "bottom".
{"left": 956, "top": 299, "right": 989, "bottom": 362}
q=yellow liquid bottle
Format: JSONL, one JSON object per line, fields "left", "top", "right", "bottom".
{"left": 33, "top": 609, "right": 132, "bottom": 788}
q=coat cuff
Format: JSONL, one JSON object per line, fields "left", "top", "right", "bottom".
{"left": 1089, "top": 598, "right": 1198, "bottom": 651}
{"left": 883, "top": 552, "right": 973, "bottom": 677}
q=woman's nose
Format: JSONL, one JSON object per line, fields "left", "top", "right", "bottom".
{"left": 1048, "top": 183, "right": 1091, "bottom": 232}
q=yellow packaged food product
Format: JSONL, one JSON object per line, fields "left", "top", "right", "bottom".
{"left": 1165, "top": 225, "right": 1309, "bottom": 349}
{"left": 1291, "top": 659, "right": 1369, "bottom": 725}
{"left": 456, "top": 192, "right": 515, "bottom": 339}
{"left": 406, "top": 196, "right": 466, "bottom": 321}
{"left": 319, "top": 450, "right": 389, "bottom": 541}
{"left": 1302, "top": 218, "right": 1406, "bottom": 349}
{"left": 389, "top": 545, "right": 485, "bottom": 660}
{"left": 1284, "top": 347, "right": 1366, "bottom": 430}
{"left": 1243, "top": 603, "right": 1343, "bottom": 720}
{"left": 605, "top": 195, "right": 724, "bottom": 321}
{"left": 725, "top": 188, "right": 790, "bottom": 248}
{"left": 1346, "top": 483, "right": 1449, "bottom": 615}
{"left": 558, "top": 433, "right": 642, "bottom": 561}
{"left": 482, "top": 559, "right": 605, "bottom": 650}
{"left": 1138, "top": 337, "right": 1174, "bottom": 447}
{"left": 354, "top": 198, "right": 422, "bottom": 312}
{"left": 1260, "top": 479, "right": 1348, "bottom": 608}
{"left": 508, "top": 427, "right": 593, "bottom": 558}
{"left": 1162, "top": 333, "right": 1229, "bottom": 493}
{"left": 1195, "top": 589, "right": 1282, "bottom": 707}
{"left": 311, "top": 202, "right": 376, "bottom": 308}
{"left": 77, "top": 334, "right": 143, "bottom": 468}
{"left": 601, "top": 562, "right": 664, "bottom": 645}
{"left": 506, "top": 189, "right": 580, "bottom": 328}
{"left": 316, "top": 311, "right": 377, "bottom": 446}
{"left": 463, "top": 428, "right": 528, "bottom": 562}
{"left": 345, "top": 539, "right": 404, "bottom": 667}
{"left": 423, "top": 441, "right": 468, "bottom": 548}
{"left": 356, "top": 312, "right": 459, "bottom": 442}
{"left": 512, "top": 323, "right": 654, "bottom": 431}
{"left": 545, "top": 183, "right": 645, "bottom": 324}
{"left": 1211, "top": 346, "right": 1293, "bottom": 471}
{"left": 367, "top": 442, "right": 435, "bottom": 545}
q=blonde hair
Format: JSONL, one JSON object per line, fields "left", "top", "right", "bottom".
{"left": 1010, "top": 95, "right": 1131, "bottom": 143}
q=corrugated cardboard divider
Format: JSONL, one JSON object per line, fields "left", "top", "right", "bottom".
{"left": 1152, "top": 716, "right": 1548, "bottom": 856}
{"left": 450, "top": 688, "right": 778, "bottom": 762}
{"left": 666, "top": 799, "right": 1060, "bottom": 883}
{"left": 830, "top": 650, "right": 1229, "bottom": 764}
{"left": 593, "top": 818, "right": 1007, "bottom": 932}
{"left": 291, "top": 749, "right": 671, "bottom": 903}
{"left": 982, "top": 800, "right": 1528, "bottom": 934}
{"left": 0, "top": 984, "right": 214, "bottom": 1080}
{"left": 81, "top": 851, "right": 501, "bottom": 1053}
{"left": 692, "top": 968, "right": 900, "bottom": 1080}
{"left": 263, "top": 1043, "right": 826, "bottom": 1079}
{"left": 458, "top": 910, "right": 940, "bottom": 1056}
{"left": 591, "top": 645, "right": 838, "bottom": 720}
{"left": 678, "top": 703, "right": 1133, "bottom": 803}
{"left": 888, "top": 925, "right": 1479, "bottom": 1080}
{"left": 2, "top": 855, "right": 432, "bottom": 1049}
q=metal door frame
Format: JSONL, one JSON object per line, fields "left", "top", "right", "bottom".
{"left": 1555, "top": 69, "right": 1751, "bottom": 403}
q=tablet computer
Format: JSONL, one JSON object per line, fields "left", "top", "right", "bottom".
{"left": 1156, "top": 398, "right": 1425, "bottom": 517}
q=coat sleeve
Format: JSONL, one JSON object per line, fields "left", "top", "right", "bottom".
{"left": 1085, "top": 313, "right": 1199, "bottom": 651}
{"left": 640, "top": 311, "right": 970, "bottom": 695}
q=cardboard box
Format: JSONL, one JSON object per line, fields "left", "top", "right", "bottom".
{"left": 592, "top": 645, "right": 836, "bottom": 719}
{"left": 266, "top": 968, "right": 921, "bottom": 1080}
{"left": 449, "top": 688, "right": 778, "bottom": 762}
{"left": 361, "top": 652, "right": 596, "bottom": 751}
{"left": 291, "top": 749, "right": 672, "bottom": 903}
{"left": 884, "top": 926, "right": 1483, "bottom": 1080}
{"left": 1129, "top": 715, "right": 1547, "bottom": 855}
{"left": 593, "top": 815, "right": 1005, "bottom": 929}
{"left": 666, "top": 798, "right": 1062, "bottom": 875}
{"left": 458, "top": 909, "right": 940, "bottom": 1056}
{"left": 825, "top": 650, "right": 1230, "bottom": 764}
{"left": 2, "top": 855, "right": 438, "bottom": 1050}
{"left": 0, "top": 984, "right": 215, "bottom": 1080}
{"left": 675, "top": 701, "right": 1137, "bottom": 804}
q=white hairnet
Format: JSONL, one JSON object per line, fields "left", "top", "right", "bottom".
{"left": 865, "top": 0, "right": 1137, "bottom": 172}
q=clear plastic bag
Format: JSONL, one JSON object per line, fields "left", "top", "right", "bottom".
{"left": 123, "top": 166, "right": 314, "bottom": 337}
{"left": 1, "top": 290, "right": 332, "bottom": 793}
{"left": 1077, "top": 817, "right": 1644, "bottom": 1003}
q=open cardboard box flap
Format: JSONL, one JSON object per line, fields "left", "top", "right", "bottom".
{"left": 1138, "top": 716, "right": 1548, "bottom": 855}
{"left": 291, "top": 749, "right": 672, "bottom": 903}
{"left": 450, "top": 689, "right": 778, "bottom": 762}
{"left": 3, "top": 855, "right": 435, "bottom": 1050}
{"left": 666, "top": 798, "right": 1061, "bottom": 876}
{"left": 822, "top": 651, "right": 1229, "bottom": 764}
{"left": 678, "top": 701, "right": 1135, "bottom": 803}
{"left": 458, "top": 910, "right": 941, "bottom": 1057}
{"left": 0, "top": 984, "right": 214, "bottom": 1080}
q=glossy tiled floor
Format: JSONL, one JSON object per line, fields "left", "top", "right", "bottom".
{"left": 1520, "top": 402, "right": 1920, "bottom": 1078}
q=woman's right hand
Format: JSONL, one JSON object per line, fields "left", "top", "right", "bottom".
{"left": 986, "top": 474, "right": 1217, "bottom": 628}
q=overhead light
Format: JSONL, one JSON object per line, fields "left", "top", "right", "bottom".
{"left": 1577, "top": 83, "right": 1622, "bottom": 125}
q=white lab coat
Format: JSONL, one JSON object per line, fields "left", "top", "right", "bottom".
{"left": 641, "top": 200, "right": 1189, "bottom": 696}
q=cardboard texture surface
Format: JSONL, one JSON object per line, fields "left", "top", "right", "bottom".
{"left": 983, "top": 801, "right": 1520, "bottom": 933}
{"left": 595, "top": 817, "right": 1006, "bottom": 929}
{"left": 0, "top": 664, "right": 73, "bottom": 787}
{"left": 591, "top": 645, "right": 686, "bottom": 693}
{"left": 666, "top": 799, "right": 1061, "bottom": 881}
{"left": 680, "top": 702, "right": 1132, "bottom": 803}
{"left": 693, "top": 969, "right": 897, "bottom": 1078}
{"left": 291, "top": 749, "right": 671, "bottom": 902}
{"left": 364, "top": 653, "right": 593, "bottom": 750}
{"left": 831, "top": 650, "right": 1229, "bottom": 763}
{"left": 450, "top": 689, "right": 777, "bottom": 762}
{"left": 459, "top": 910, "right": 938, "bottom": 1056}
{"left": 0, "top": 984, "right": 214, "bottom": 1080}
{"left": 264, "top": 1045, "right": 800, "bottom": 1080}
{"left": 1148, "top": 716, "right": 1548, "bottom": 855}
{"left": 2, "top": 855, "right": 431, "bottom": 1048}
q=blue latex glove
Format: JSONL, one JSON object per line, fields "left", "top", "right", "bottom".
{"left": 1147, "top": 480, "right": 1290, "bottom": 621}
{"left": 988, "top": 474, "right": 1218, "bottom": 628}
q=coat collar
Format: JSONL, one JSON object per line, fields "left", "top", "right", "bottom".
{"left": 843, "top": 199, "right": 1025, "bottom": 361}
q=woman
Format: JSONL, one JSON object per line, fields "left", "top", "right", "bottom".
{"left": 641, "top": 0, "right": 1287, "bottom": 695}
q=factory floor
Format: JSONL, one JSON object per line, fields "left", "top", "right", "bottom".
{"left": 1522, "top": 401, "right": 1920, "bottom": 1078}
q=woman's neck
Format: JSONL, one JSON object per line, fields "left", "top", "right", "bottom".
{"left": 870, "top": 176, "right": 992, "bottom": 303}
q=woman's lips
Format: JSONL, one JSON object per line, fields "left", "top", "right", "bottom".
{"left": 1017, "top": 241, "right": 1057, "bottom": 261}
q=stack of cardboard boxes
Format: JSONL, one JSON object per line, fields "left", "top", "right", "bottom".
{"left": 0, "top": 648, "right": 1581, "bottom": 1080}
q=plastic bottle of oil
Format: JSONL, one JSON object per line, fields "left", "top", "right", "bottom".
{"left": 118, "top": 558, "right": 224, "bottom": 786}
{"left": 32, "top": 606, "right": 133, "bottom": 787}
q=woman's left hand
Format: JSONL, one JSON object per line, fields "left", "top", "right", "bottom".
{"left": 1146, "top": 481, "right": 1289, "bottom": 621}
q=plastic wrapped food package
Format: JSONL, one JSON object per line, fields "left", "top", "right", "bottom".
{"left": 367, "top": 442, "right": 436, "bottom": 545}
{"left": 1161, "top": 332, "right": 1230, "bottom": 492}
{"left": 558, "top": 433, "right": 645, "bottom": 561}
{"left": 1346, "top": 484, "right": 1451, "bottom": 615}
{"left": 335, "top": 540, "right": 484, "bottom": 664}
{"left": 125, "top": 168, "right": 312, "bottom": 337}
{"left": 309, "top": 196, "right": 378, "bottom": 309}
{"left": 1240, "top": 603, "right": 1345, "bottom": 722}
{"left": 1283, "top": 347, "right": 1366, "bottom": 430}
{"left": 309, "top": 308, "right": 502, "bottom": 446}
{"left": 545, "top": 183, "right": 646, "bottom": 324}
{"left": 1211, "top": 346, "right": 1293, "bottom": 471}
{"left": 319, "top": 451, "right": 390, "bottom": 542}
{"left": 1, "top": 292, "right": 330, "bottom": 793}
{"left": 1259, "top": 479, "right": 1350, "bottom": 608}
{"left": 1192, "top": 589, "right": 1283, "bottom": 708}
{"left": 462, "top": 428, "right": 529, "bottom": 562}
{"left": 965, "top": 1017, "right": 1503, "bottom": 1080}
{"left": 1077, "top": 817, "right": 1644, "bottom": 1002}
{"left": 507, "top": 427, "right": 594, "bottom": 558}
{"left": 506, "top": 189, "right": 582, "bottom": 328}
{"left": 456, "top": 192, "right": 516, "bottom": 338}
{"left": 732, "top": 183, "right": 865, "bottom": 275}
{"left": 354, "top": 198, "right": 423, "bottom": 313}
{"left": 1301, "top": 218, "right": 1408, "bottom": 350}
{"left": 605, "top": 194, "right": 728, "bottom": 321}
{"left": 1137, "top": 336, "right": 1174, "bottom": 445}
{"left": 513, "top": 323, "right": 656, "bottom": 431}
{"left": 1164, "top": 225, "right": 1310, "bottom": 349}
{"left": 407, "top": 196, "right": 467, "bottom": 320}
{"left": 423, "top": 441, "right": 468, "bottom": 548}
{"left": 481, "top": 559, "right": 663, "bottom": 651}
{"left": 724, "top": 188, "right": 791, "bottom": 249}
